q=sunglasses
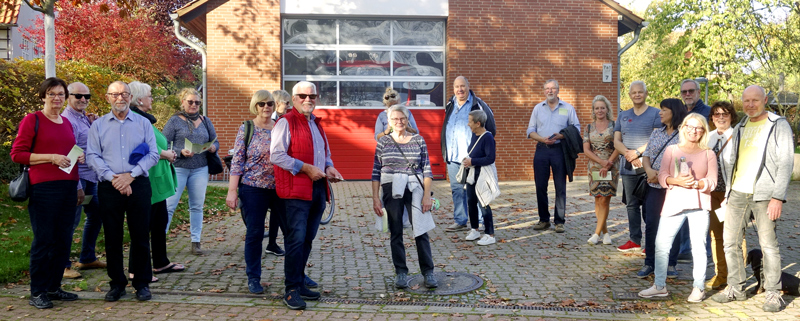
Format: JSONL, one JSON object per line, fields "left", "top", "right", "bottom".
{"left": 296, "top": 94, "right": 318, "bottom": 100}
{"left": 185, "top": 100, "right": 202, "bottom": 106}
{"left": 256, "top": 101, "right": 275, "bottom": 108}
{"left": 680, "top": 89, "right": 697, "bottom": 95}
{"left": 70, "top": 93, "right": 91, "bottom": 100}
{"left": 384, "top": 94, "right": 397, "bottom": 100}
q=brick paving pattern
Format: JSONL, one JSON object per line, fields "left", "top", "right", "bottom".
{"left": 1, "top": 179, "right": 798, "bottom": 320}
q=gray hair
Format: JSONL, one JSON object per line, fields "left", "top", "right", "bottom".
{"left": 629, "top": 80, "right": 647, "bottom": 93}
{"left": 469, "top": 110, "right": 487, "bottom": 127}
{"left": 292, "top": 81, "right": 316, "bottom": 96}
{"left": 388, "top": 105, "right": 410, "bottom": 120}
{"left": 591, "top": 95, "right": 614, "bottom": 121}
{"left": 544, "top": 79, "right": 559, "bottom": 89}
{"left": 249, "top": 90, "right": 274, "bottom": 115}
{"left": 128, "top": 81, "right": 152, "bottom": 105}
{"left": 454, "top": 76, "right": 470, "bottom": 87}
{"left": 272, "top": 89, "right": 291, "bottom": 104}
{"left": 680, "top": 79, "right": 700, "bottom": 90}
{"left": 107, "top": 80, "right": 130, "bottom": 93}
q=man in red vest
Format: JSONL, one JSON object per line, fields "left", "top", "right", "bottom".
{"left": 270, "top": 81, "right": 343, "bottom": 310}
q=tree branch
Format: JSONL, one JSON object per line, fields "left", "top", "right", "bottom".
{"left": 21, "top": 0, "right": 46, "bottom": 13}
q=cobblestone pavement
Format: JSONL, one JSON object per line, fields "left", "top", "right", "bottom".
{"left": 1, "top": 179, "right": 798, "bottom": 320}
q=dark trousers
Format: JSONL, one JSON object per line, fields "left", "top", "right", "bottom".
{"left": 281, "top": 179, "right": 325, "bottom": 292}
{"left": 533, "top": 143, "right": 567, "bottom": 224}
{"left": 621, "top": 174, "right": 646, "bottom": 244}
{"left": 98, "top": 179, "right": 152, "bottom": 290}
{"left": 150, "top": 200, "right": 170, "bottom": 269}
{"left": 382, "top": 183, "right": 434, "bottom": 275}
{"left": 240, "top": 184, "right": 285, "bottom": 280}
{"left": 466, "top": 182, "right": 494, "bottom": 235}
{"left": 66, "top": 179, "right": 103, "bottom": 267}
{"left": 644, "top": 186, "right": 680, "bottom": 267}
{"left": 29, "top": 180, "right": 77, "bottom": 296}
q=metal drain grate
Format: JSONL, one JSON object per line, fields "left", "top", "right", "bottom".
{"left": 404, "top": 272, "right": 484, "bottom": 295}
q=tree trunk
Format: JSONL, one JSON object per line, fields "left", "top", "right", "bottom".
{"left": 44, "top": 1, "right": 55, "bottom": 78}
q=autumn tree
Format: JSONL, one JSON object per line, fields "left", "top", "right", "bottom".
{"left": 22, "top": 0, "right": 199, "bottom": 83}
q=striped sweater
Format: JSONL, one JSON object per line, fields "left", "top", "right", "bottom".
{"left": 372, "top": 134, "right": 433, "bottom": 181}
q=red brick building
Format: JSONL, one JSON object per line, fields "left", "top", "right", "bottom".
{"left": 174, "top": 0, "right": 643, "bottom": 180}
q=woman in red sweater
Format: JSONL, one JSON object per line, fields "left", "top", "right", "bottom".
{"left": 10, "top": 78, "right": 84, "bottom": 309}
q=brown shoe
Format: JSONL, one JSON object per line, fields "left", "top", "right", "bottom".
{"left": 63, "top": 268, "right": 81, "bottom": 279}
{"left": 705, "top": 275, "right": 727, "bottom": 290}
{"left": 77, "top": 260, "right": 107, "bottom": 270}
{"left": 191, "top": 242, "right": 204, "bottom": 255}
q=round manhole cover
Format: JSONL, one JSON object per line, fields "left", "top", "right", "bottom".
{"left": 404, "top": 272, "right": 483, "bottom": 295}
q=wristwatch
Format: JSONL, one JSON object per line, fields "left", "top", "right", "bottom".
{"left": 635, "top": 150, "right": 642, "bottom": 157}
{"left": 692, "top": 181, "right": 699, "bottom": 189}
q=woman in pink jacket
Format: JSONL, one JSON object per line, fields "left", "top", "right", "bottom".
{"left": 638, "top": 113, "right": 717, "bottom": 303}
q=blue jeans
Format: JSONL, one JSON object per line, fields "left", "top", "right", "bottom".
{"left": 239, "top": 184, "right": 284, "bottom": 281}
{"left": 281, "top": 179, "right": 325, "bottom": 292}
{"left": 67, "top": 179, "right": 102, "bottom": 266}
{"left": 166, "top": 166, "right": 209, "bottom": 242}
{"left": 643, "top": 187, "right": 679, "bottom": 267}
{"left": 446, "top": 162, "right": 468, "bottom": 226}
{"left": 621, "top": 174, "right": 646, "bottom": 244}
{"left": 29, "top": 181, "right": 77, "bottom": 296}
{"left": 654, "top": 209, "right": 709, "bottom": 289}
{"left": 724, "top": 190, "right": 782, "bottom": 292}
{"left": 533, "top": 143, "right": 566, "bottom": 224}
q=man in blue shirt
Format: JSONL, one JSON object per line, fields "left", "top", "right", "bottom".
{"left": 440, "top": 76, "right": 496, "bottom": 232}
{"left": 526, "top": 79, "right": 580, "bottom": 233}
{"left": 87, "top": 81, "right": 159, "bottom": 302}
{"left": 680, "top": 79, "right": 710, "bottom": 119}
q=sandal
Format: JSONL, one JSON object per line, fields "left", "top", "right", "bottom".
{"left": 153, "top": 263, "right": 186, "bottom": 274}
{"left": 129, "top": 273, "right": 159, "bottom": 282}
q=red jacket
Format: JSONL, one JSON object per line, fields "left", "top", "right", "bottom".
{"left": 273, "top": 108, "right": 330, "bottom": 201}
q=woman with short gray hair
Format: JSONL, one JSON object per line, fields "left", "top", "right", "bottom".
{"left": 461, "top": 110, "right": 497, "bottom": 245}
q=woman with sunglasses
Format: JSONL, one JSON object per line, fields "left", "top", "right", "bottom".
{"left": 163, "top": 88, "right": 220, "bottom": 255}
{"left": 271, "top": 90, "right": 292, "bottom": 121}
{"left": 374, "top": 88, "right": 418, "bottom": 141}
{"left": 639, "top": 113, "right": 717, "bottom": 303}
{"left": 225, "top": 90, "right": 285, "bottom": 294}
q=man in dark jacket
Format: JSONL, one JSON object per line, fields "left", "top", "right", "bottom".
{"left": 440, "top": 76, "right": 496, "bottom": 232}
{"left": 526, "top": 79, "right": 580, "bottom": 233}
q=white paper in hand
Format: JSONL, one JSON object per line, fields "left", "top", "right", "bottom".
{"left": 374, "top": 208, "right": 389, "bottom": 233}
{"left": 714, "top": 204, "right": 726, "bottom": 223}
{"left": 60, "top": 145, "right": 84, "bottom": 174}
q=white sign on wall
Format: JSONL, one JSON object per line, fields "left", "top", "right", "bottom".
{"left": 602, "top": 63, "right": 612, "bottom": 83}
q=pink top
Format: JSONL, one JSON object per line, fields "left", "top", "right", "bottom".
{"left": 658, "top": 145, "right": 718, "bottom": 216}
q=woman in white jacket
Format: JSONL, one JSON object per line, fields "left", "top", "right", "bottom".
{"left": 705, "top": 101, "right": 746, "bottom": 290}
{"left": 461, "top": 110, "right": 497, "bottom": 246}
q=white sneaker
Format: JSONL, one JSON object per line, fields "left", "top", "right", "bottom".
{"left": 587, "top": 234, "right": 600, "bottom": 245}
{"left": 465, "top": 229, "right": 480, "bottom": 241}
{"left": 602, "top": 233, "right": 612, "bottom": 245}
{"left": 687, "top": 287, "right": 705, "bottom": 303}
{"left": 638, "top": 284, "right": 669, "bottom": 298}
{"left": 477, "top": 235, "right": 496, "bottom": 246}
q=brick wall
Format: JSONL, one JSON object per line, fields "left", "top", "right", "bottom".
{"left": 447, "top": 0, "right": 620, "bottom": 181}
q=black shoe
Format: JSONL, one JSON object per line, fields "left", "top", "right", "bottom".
{"left": 248, "top": 278, "right": 264, "bottom": 294}
{"left": 304, "top": 275, "right": 318, "bottom": 288}
{"left": 265, "top": 244, "right": 285, "bottom": 256}
{"left": 677, "top": 253, "right": 693, "bottom": 263}
{"left": 298, "top": 287, "right": 320, "bottom": 300}
{"left": 104, "top": 287, "right": 126, "bottom": 302}
{"left": 424, "top": 273, "right": 438, "bottom": 288}
{"left": 46, "top": 288, "right": 78, "bottom": 301}
{"left": 135, "top": 287, "right": 152, "bottom": 301}
{"left": 284, "top": 289, "right": 306, "bottom": 310}
{"left": 28, "top": 294, "right": 53, "bottom": 309}
{"left": 395, "top": 273, "right": 408, "bottom": 289}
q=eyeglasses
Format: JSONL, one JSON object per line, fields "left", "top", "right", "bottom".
{"left": 680, "top": 89, "right": 697, "bottom": 95}
{"left": 713, "top": 112, "right": 730, "bottom": 118}
{"left": 256, "top": 101, "right": 275, "bottom": 108}
{"left": 384, "top": 94, "right": 397, "bottom": 100}
{"left": 684, "top": 125, "right": 705, "bottom": 132}
{"left": 46, "top": 93, "right": 66, "bottom": 98}
{"left": 390, "top": 117, "right": 407, "bottom": 122}
{"left": 70, "top": 93, "right": 91, "bottom": 100}
{"left": 106, "top": 92, "right": 131, "bottom": 99}
{"left": 185, "top": 100, "right": 202, "bottom": 106}
{"left": 296, "top": 94, "right": 318, "bottom": 100}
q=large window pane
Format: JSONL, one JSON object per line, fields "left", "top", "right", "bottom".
{"left": 340, "top": 51, "right": 390, "bottom": 76}
{"left": 393, "top": 51, "right": 444, "bottom": 76}
{"left": 340, "top": 82, "right": 390, "bottom": 107}
{"left": 284, "top": 19, "right": 336, "bottom": 45}
{"left": 392, "top": 21, "right": 444, "bottom": 46}
{"left": 393, "top": 82, "right": 445, "bottom": 107}
{"left": 284, "top": 81, "right": 338, "bottom": 106}
{"left": 340, "top": 20, "right": 390, "bottom": 45}
{"left": 284, "top": 50, "right": 337, "bottom": 75}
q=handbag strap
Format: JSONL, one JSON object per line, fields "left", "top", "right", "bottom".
{"left": 21, "top": 113, "right": 40, "bottom": 171}
{"left": 467, "top": 132, "right": 486, "bottom": 157}
{"left": 387, "top": 135, "right": 425, "bottom": 187}
{"left": 715, "top": 135, "right": 732, "bottom": 157}
{"left": 650, "top": 129, "right": 678, "bottom": 165}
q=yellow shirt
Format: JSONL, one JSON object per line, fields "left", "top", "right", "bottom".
{"left": 731, "top": 118, "right": 768, "bottom": 194}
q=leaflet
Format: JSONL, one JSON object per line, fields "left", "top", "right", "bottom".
{"left": 184, "top": 137, "right": 216, "bottom": 154}
{"left": 60, "top": 145, "right": 84, "bottom": 174}
{"left": 591, "top": 171, "right": 612, "bottom": 181}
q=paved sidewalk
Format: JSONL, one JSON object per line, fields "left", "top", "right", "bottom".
{"left": 1, "top": 179, "right": 798, "bottom": 320}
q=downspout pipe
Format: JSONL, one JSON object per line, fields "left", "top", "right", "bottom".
{"left": 617, "top": 21, "right": 648, "bottom": 113}
{"left": 169, "top": 13, "right": 207, "bottom": 116}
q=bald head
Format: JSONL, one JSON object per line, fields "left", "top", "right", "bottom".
{"left": 453, "top": 76, "right": 470, "bottom": 103}
{"left": 67, "top": 82, "right": 90, "bottom": 112}
{"left": 742, "top": 85, "right": 768, "bottom": 120}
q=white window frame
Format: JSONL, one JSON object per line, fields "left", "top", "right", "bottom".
{"left": 282, "top": 18, "right": 446, "bottom": 110}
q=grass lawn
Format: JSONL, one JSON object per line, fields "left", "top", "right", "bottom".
{"left": 0, "top": 183, "right": 229, "bottom": 284}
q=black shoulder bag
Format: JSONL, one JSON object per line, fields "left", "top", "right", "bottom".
{"left": 9, "top": 114, "right": 39, "bottom": 202}
{"left": 632, "top": 130, "right": 678, "bottom": 200}
{"left": 201, "top": 116, "right": 224, "bottom": 175}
